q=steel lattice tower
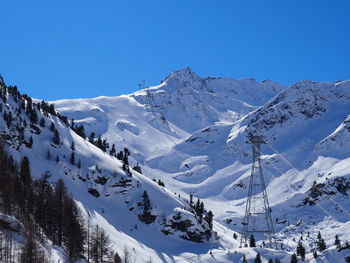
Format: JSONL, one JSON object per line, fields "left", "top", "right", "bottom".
{"left": 240, "top": 135, "right": 277, "bottom": 248}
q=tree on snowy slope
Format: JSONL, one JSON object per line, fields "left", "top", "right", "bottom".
{"left": 249, "top": 234, "right": 256, "bottom": 247}
{"left": 296, "top": 239, "right": 305, "bottom": 260}
{"left": 132, "top": 162, "right": 142, "bottom": 174}
{"left": 334, "top": 234, "right": 341, "bottom": 247}
{"left": 0, "top": 146, "right": 85, "bottom": 262}
{"left": 290, "top": 253, "right": 298, "bottom": 263}
{"left": 89, "top": 225, "right": 113, "bottom": 263}
{"left": 142, "top": 190, "right": 151, "bottom": 212}
{"left": 254, "top": 252, "right": 261, "bottom": 263}
{"left": 204, "top": 210, "right": 214, "bottom": 230}
{"left": 114, "top": 252, "right": 122, "bottom": 263}
{"left": 70, "top": 151, "right": 75, "bottom": 165}
{"left": 138, "top": 191, "right": 156, "bottom": 224}
{"left": 52, "top": 127, "right": 60, "bottom": 145}
{"left": 117, "top": 148, "right": 131, "bottom": 174}
{"left": 20, "top": 225, "right": 46, "bottom": 263}
{"left": 317, "top": 231, "right": 327, "bottom": 251}
{"left": 19, "top": 156, "right": 34, "bottom": 221}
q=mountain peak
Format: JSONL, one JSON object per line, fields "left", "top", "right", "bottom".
{"left": 172, "top": 66, "right": 195, "bottom": 76}
{"left": 163, "top": 67, "right": 203, "bottom": 86}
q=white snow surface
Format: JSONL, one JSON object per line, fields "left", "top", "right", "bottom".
{"left": 1, "top": 67, "right": 350, "bottom": 262}
{"left": 52, "top": 68, "right": 350, "bottom": 262}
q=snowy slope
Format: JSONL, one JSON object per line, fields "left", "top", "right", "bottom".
{"left": 2, "top": 68, "right": 350, "bottom": 262}
{"left": 52, "top": 68, "right": 350, "bottom": 262}
{"left": 0, "top": 85, "right": 219, "bottom": 262}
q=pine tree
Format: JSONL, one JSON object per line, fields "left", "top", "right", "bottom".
{"left": 195, "top": 198, "right": 200, "bottom": 214}
{"left": 290, "top": 253, "right": 298, "bottom": 263}
{"left": 123, "top": 247, "right": 131, "bottom": 263}
{"left": 20, "top": 227, "right": 44, "bottom": 263}
{"left": 157, "top": 179, "right": 165, "bottom": 187}
{"left": 39, "top": 117, "right": 45, "bottom": 127}
{"left": 50, "top": 122, "right": 55, "bottom": 132}
{"left": 334, "top": 234, "right": 340, "bottom": 246}
{"left": 249, "top": 234, "right": 256, "bottom": 247}
{"left": 71, "top": 141, "right": 75, "bottom": 151}
{"left": 121, "top": 148, "right": 130, "bottom": 172}
{"left": 317, "top": 231, "right": 327, "bottom": 251}
{"left": 102, "top": 139, "right": 109, "bottom": 151}
{"left": 29, "top": 108, "right": 38, "bottom": 124}
{"left": 89, "top": 132, "right": 95, "bottom": 144}
{"left": 53, "top": 179, "right": 68, "bottom": 246}
{"left": 268, "top": 259, "right": 273, "bottom": 263}
{"left": 62, "top": 197, "right": 85, "bottom": 261}
{"left": 20, "top": 156, "right": 31, "bottom": 193}
{"left": 96, "top": 136, "right": 103, "bottom": 149}
{"left": 200, "top": 202, "right": 204, "bottom": 215}
{"left": 205, "top": 211, "right": 214, "bottom": 230}
{"left": 77, "top": 159, "right": 81, "bottom": 169}
{"left": 110, "top": 144, "right": 116, "bottom": 156}
{"left": 254, "top": 252, "right": 262, "bottom": 263}
{"left": 132, "top": 162, "right": 142, "bottom": 174}
{"left": 90, "top": 225, "right": 113, "bottom": 263}
{"left": 70, "top": 152, "right": 75, "bottom": 165}
{"left": 48, "top": 103, "right": 55, "bottom": 115}
{"left": 75, "top": 125, "right": 86, "bottom": 139}
{"left": 114, "top": 252, "right": 122, "bottom": 263}
{"left": 296, "top": 239, "right": 305, "bottom": 260}
{"left": 52, "top": 129, "right": 60, "bottom": 145}
{"left": 242, "top": 255, "right": 247, "bottom": 263}
{"left": 142, "top": 191, "right": 151, "bottom": 212}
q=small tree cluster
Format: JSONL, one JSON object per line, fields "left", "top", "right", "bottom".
{"left": 317, "top": 231, "right": 327, "bottom": 252}
{"left": 296, "top": 239, "right": 306, "bottom": 260}
{"left": 190, "top": 198, "right": 204, "bottom": 222}
{"left": 72, "top": 123, "right": 86, "bottom": 139}
{"left": 0, "top": 148, "right": 85, "bottom": 262}
{"left": 89, "top": 132, "right": 110, "bottom": 152}
{"left": 50, "top": 123, "right": 60, "bottom": 145}
{"left": 132, "top": 162, "right": 142, "bottom": 174}
{"left": 188, "top": 196, "right": 213, "bottom": 229}
{"left": 117, "top": 148, "right": 131, "bottom": 175}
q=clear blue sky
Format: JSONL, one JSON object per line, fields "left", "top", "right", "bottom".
{"left": 1, "top": 0, "right": 349, "bottom": 100}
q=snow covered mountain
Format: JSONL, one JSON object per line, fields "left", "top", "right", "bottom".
{"left": 1, "top": 68, "right": 350, "bottom": 262}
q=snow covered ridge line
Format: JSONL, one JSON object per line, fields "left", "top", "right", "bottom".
{"left": 244, "top": 79, "right": 350, "bottom": 138}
